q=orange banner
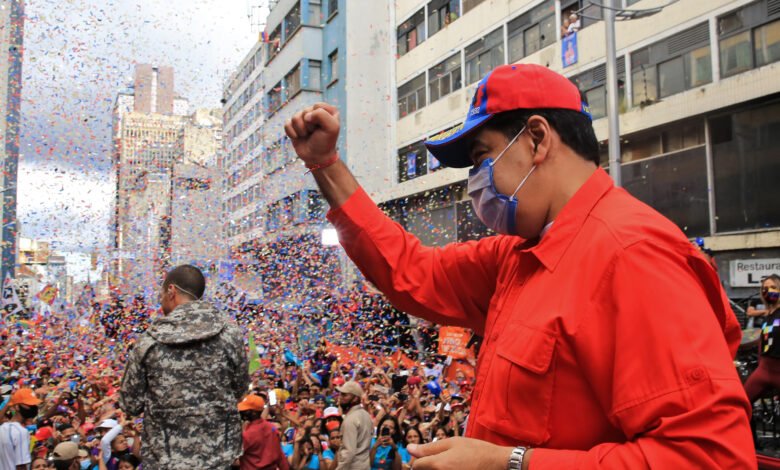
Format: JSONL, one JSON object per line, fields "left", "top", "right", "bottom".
{"left": 438, "top": 326, "right": 474, "bottom": 359}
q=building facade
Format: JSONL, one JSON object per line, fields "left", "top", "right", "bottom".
{"left": 222, "top": 0, "right": 393, "bottom": 300}
{"left": 385, "top": 0, "right": 780, "bottom": 298}
{"left": 0, "top": 0, "right": 23, "bottom": 281}
{"left": 110, "top": 64, "right": 224, "bottom": 297}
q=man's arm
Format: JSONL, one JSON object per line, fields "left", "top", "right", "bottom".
{"left": 119, "top": 342, "right": 147, "bottom": 417}
{"left": 285, "top": 103, "right": 503, "bottom": 333}
{"left": 100, "top": 424, "right": 123, "bottom": 463}
{"left": 336, "top": 419, "right": 357, "bottom": 470}
{"left": 228, "top": 326, "right": 250, "bottom": 400}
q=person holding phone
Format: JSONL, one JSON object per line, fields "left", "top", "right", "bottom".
{"left": 369, "top": 416, "right": 402, "bottom": 470}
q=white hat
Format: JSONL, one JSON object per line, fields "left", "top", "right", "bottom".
{"left": 323, "top": 406, "right": 341, "bottom": 419}
{"left": 97, "top": 419, "right": 118, "bottom": 429}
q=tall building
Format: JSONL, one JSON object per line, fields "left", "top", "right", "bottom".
{"left": 110, "top": 64, "right": 222, "bottom": 298}
{"left": 221, "top": 0, "right": 393, "bottom": 300}
{"left": 0, "top": 0, "right": 23, "bottom": 281}
{"left": 382, "top": 0, "right": 780, "bottom": 298}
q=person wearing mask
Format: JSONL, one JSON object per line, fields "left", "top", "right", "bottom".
{"left": 747, "top": 274, "right": 780, "bottom": 327}
{"left": 0, "top": 388, "right": 41, "bottom": 470}
{"left": 369, "top": 416, "right": 401, "bottom": 470}
{"left": 744, "top": 274, "right": 780, "bottom": 403}
{"left": 284, "top": 63, "right": 754, "bottom": 469}
{"left": 334, "top": 382, "right": 371, "bottom": 470}
{"left": 51, "top": 442, "right": 80, "bottom": 470}
{"left": 237, "top": 394, "right": 289, "bottom": 470}
{"left": 120, "top": 264, "right": 249, "bottom": 469}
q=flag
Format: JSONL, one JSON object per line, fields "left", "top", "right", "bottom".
{"left": 248, "top": 335, "right": 261, "bottom": 375}
{"left": 1, "top": 273, "right": 24, "bottom": 318}
{"left": 36, "top": 285, "right": 58, "bottom": 305}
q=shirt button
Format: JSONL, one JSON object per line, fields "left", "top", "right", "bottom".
{"left": 492, "top": 332, "right": 499, "bottom": 341}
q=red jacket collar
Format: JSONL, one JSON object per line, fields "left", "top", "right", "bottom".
{"left": 521, "top": 168, "right": 614, "bottom": 272}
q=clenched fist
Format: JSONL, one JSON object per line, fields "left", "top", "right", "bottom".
{"left": 284, "top": 102, "right": 340, "bottom": 167}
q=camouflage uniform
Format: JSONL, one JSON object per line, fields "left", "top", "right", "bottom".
{"left": 119, "top": 301, "right": 249, "bottom": 470}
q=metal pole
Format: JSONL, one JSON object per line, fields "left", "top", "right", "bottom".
{"left": 604, "top": 0, "right": 621, "bottom": 186}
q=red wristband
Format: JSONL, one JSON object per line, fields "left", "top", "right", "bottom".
{"left": 305, "top": 154, "right": 339, "bottom": 172}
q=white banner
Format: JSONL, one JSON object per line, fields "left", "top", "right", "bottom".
{"left": 2, "top": 273, "right": 25, "bottom": 318}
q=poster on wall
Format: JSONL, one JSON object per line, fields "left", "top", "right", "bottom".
{"left": 562, "top": 32, "right": 578, "bottom": 68}
{"left": 407, "top": 151, "right": 417, "bottom": 177}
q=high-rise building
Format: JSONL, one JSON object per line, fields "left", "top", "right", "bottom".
{"left": 381, "top": 0, "right": 780, "bottom": 299}
{"left": 110, "top": 64, "right": 222, "bottom": 297}
{"left": 0, "top": 0, "right": 24, "bottom": 281}
{"left": 221, "top": 0, "right": 393, "bottom": 300}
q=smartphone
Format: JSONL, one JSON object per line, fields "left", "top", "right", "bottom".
{"left": 268, "top": 390, "right": 278, "bottom": 406}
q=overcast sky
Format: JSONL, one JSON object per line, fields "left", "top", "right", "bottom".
{"left": 17, "top": 0, "right": 266, "bottom": 279}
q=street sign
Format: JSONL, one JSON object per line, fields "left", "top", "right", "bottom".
{"left": 729, "top": 258, "right": 780, "bottom": 287}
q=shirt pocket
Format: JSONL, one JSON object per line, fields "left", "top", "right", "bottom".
{"left": 478, "top": 323, "right": 557, "bottom": 446}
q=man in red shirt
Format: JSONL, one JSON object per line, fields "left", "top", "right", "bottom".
{"left": 238, "top": 395, "right": 289, "bottom": 470}
{"left": 283, "top": 64, "right": 755, "bottom": 469}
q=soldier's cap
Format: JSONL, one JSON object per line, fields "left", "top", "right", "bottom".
{"left": 52, "top": 442, "right": 79, "bottom": 461}
{"left": 8, "top": 388, "right": 41, "bottom": 407}
{"left": 425, "top": 63, "right": 591, "bottom": 168}
{"left": 335, "top": 380, "right": 363, "bottom": 398}
{"left": 238, "top": 394, "right": 265, "bottom": 412}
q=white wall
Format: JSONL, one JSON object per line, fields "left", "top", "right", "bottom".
{"left": 344, "top": 0, "right": 395, "bottom": 195}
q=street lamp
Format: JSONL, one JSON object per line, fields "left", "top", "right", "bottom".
{"left": 579, "top": 0, "right": 676, "bottom": 186}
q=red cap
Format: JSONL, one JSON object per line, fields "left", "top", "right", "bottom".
{"left": 425, "top": 64, "right": 590, "bottom": 168}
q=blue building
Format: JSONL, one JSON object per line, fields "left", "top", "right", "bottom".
{"left": 222, "top": 0, "right": 393, "bottom": 299}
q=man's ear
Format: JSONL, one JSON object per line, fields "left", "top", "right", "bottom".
{"left": 526, "top": 115, "right": 553, "bottom": 164}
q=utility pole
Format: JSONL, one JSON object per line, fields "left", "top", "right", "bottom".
{"left": 604, "top": 0, "right": 621, "bottom": 186}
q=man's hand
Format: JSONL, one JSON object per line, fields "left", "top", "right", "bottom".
{"left": 284, "top": 103, "right": 340, "bottom": 166}
{"left": 408, "top": 438, "right": 517, "bottom": 470}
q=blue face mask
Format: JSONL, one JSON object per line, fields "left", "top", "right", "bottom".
{"left": 467, "top": 126, "right": 536, "bottom": 235}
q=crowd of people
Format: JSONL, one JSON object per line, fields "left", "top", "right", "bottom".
{"left": 0, "top": 272, "right": 475, "bottom": 469}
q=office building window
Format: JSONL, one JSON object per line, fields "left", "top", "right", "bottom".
{"left": 561, "top": 0, "right": 602, "bottom": 31}
{"left": 631, "top": 23, "right": 711, "bottom": 106}
{"left": 507, "top": 0, "right": 556, "bottom": 63}
{"left": 397, "top": 72, "right": 426, "bottom": 118}
{"left": 428, "top": 52, "right": 462, "bottom": 103}
{"left": 328, "top": 49, "right": 338, "bottom": 84}
{"left": 463, "top": 0, "right": 488, "bottom": 14}
{"left": 307, "top": 0, "right": 322, "bottom": 25}
{"left": 465, "top": 27, "right": 505, "bottom": 85}
{"left": 397, "top": 140, "right": 428, "bottom": 182}
{"left": 569, "top": 58, "right": 626, "bottom": 119}
{"left": 718, "top": 1, "right": 780, "bottom": 77}
{"left": 285, "top": 65, "right": 301, "bottom": 98}
{"left": 712, "top": 100, "right": 780, "bottom": 232}
{"left": 268, "top": 81, "right": 283, "bottom": 115}
{"left": 397, "top": 8, "right": 426, "bottom": 56}
{"left": 620, "top": 120, "right": 709, "bottom": 236}
{"left": 428, "top": 0, "right": 460, "bottom": 37}
{"left": 307, "top": 60, "right": 321, "bottom": 90}
{"left": 284, "top": 2, "right": 301, "bottom": 39}
{"left": 266, "top": 25, "right": 281, "bottom": 63}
